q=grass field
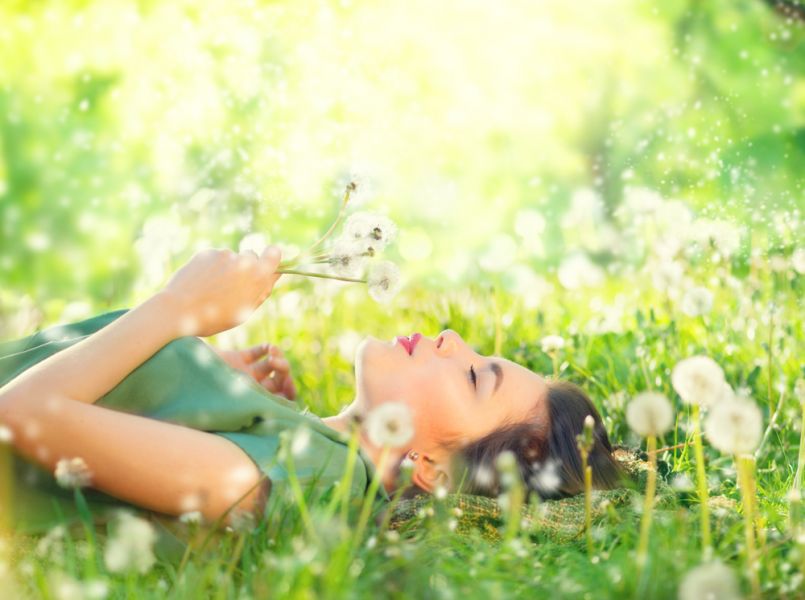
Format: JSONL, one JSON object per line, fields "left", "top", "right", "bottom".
{"left": 2, "top": 189, "right": 804, "bottom": 599}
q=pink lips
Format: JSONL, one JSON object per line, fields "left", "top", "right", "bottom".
{"left": 396, "top": 333, "right": 423, "bottom": 355}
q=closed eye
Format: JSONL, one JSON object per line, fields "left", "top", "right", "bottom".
{"left": 469, "top": 365, "right": 477, "bottom": 388}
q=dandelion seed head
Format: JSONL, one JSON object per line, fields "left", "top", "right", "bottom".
{"left": 678, "top": 560, "right": 741, "bottom": 600}
{"left": 671, "top": 356, "right": 727, "bottom": 407}
{"left": 327, "top": 237, "right": 367, "bottom": 278}
{"left": 540, "top": 335, "right": 566, "bottom": 354}
{"left": 681, "top": 286, "right": 714, "bottom": 317}
{"left": 366, "top": 260, "right": 401, "bottom": 303}
{"left": 103, "top": 511, "right": 157, "bottom": 575}
{"left": 54, "top": 457, "right": 93, "bottom": 489}
{"left": 704, "top": 396, "right": 762, "bottom": 455}
{"left": 651, "top": 260, "right": 684, "bottom": 293}
{"left": 472, "top": 464, "right": 495, "bottom": 488}
{"left": 530, "top": 458, "right": 561, "bottom": 494}
{"left": 364, "top": 402, "right": 414, "bottom": 447}
{"left": 179, "top": 510, "right": 203, "bottom": 524}
{"left": 625, "top": 392, "right": 674, "bottom": 437}
{"left": 291, "top": 425, "right": 312, "bottom": 456}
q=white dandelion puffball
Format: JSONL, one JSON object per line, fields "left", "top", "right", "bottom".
{"left": 343, "top": 212, "right": 398, "bottom": 250}
{"left": 327, "top": 237, "right": 368, "bottom": 278}
{"left": 651, "top": 260, "right": 684, "bottom": 293}
{"left": 364, "top": 402, "right": 414, "bottom": 448}
{"left": 677, "top": 560, "right": 742, "bottom": 600}
{"left": 626, "top": 392, "right": 674, "bottom": 437}
{"left": 367, "top": 260, "right": 401, "bottom": 303}
{"left": 530, "top": 459, "right": 562, "bottom": 495}
{"left": 681, "top": 286, "right": 714, "bottom": 317}
{"left": 704, "top": 395, "right": 763, "bottom": 456}
{"left": 54, "top": 457, "right": 93, "bottom": 489}
{"left": 103, "top": 511, "right": 157, "bottom": 575}
{"left": 540, "top": 335, "right": 566, "bottom": 354}
{"left": 671, "top": 356, "right": 727, "bottom": 408}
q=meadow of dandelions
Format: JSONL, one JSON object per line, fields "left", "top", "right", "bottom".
{"left": 0, "top": 184, "right": 803, "bottom": 599}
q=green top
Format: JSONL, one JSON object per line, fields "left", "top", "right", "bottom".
{"left": 0, "top": 308, "right": 388, "bottom": 539}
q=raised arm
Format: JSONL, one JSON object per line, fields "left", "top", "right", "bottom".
{"left": 0, "top": 246, "right": 283, "bottom": 525}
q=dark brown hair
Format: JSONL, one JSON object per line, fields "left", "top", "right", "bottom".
{"left": 400, "top": 379, "right": 626, "bottom": 500}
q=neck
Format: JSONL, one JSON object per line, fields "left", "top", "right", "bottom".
{"left": 320, "top": 403, "right": 406, "bottom": 494}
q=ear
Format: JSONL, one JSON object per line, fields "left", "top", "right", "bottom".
{"left": 411, "top": 455, "right": 451, "bottom": 493}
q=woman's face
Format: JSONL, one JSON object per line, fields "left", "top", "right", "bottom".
{"left": 354, "top": 329, "right": 549, "bottom": 460}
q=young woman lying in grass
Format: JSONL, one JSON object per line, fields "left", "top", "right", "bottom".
{"left": 0, "top": 245, "right": 625, "bottom": 533}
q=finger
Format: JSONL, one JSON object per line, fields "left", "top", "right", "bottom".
{"left": 281, "top": 376, "right": 297, "bottom": 400}
{"left": 260, "top": 374, "right": 280, "bottom": 395}
{"left": 252, "top": 356, "right": 289, "bottom": 380}
{"left": 244, "top": 343, "right": 270, "bottom": 364}
{"left": 259, "top": 245, "right": 282, "bottom": 272}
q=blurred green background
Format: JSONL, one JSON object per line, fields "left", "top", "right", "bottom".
{"left": 0, "top": 0, "right": 802, "bottom": 336}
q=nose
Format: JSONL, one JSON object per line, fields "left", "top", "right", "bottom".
{"left": 435, "top": 329, "right": 464, "bottom": 357}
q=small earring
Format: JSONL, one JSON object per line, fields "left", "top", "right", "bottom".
{"left": 408, "top": 450, "right": 419, "bottom": 461}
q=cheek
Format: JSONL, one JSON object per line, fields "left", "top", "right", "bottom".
{"left": 408, "top": 376, "right": 476, "bottom": 439}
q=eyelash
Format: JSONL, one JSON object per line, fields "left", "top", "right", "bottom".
{"left": 470, "top": 365, "right": 477, "bottom": 388}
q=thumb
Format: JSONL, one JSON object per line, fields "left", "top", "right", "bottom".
{"left": 260, "top": 245, "right": 282, "bottom": 272}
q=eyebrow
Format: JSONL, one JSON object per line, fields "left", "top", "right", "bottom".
{"left": 489, "top": 362, "right": 504, "bottom": 395}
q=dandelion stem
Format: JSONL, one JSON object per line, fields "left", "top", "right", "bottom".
{"left": 581, "top": 447, "right": 593, "bottom": 557}
{"left": 636, "top": 435, "right": 658, "bottom": 579}
{"left": 275, "top": 268, "right": 366, "bottom": 284}
{"left": 302, "top": 183, "right": 355, "bottom": 257}
{"left": 737, "top": 454, "right": 761, "bottom": 600}
{"left": 503, "top": 474, "right": 525, "bottom": 545}
{"left": 691, "top": 404, "right": 712, "bottom": 556}
{"left": 350, "top": 445, "right": 391, "bottom": 557}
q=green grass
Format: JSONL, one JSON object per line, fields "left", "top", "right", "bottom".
{"left": 2, "top": 234, "right": 804, "bottom": 599}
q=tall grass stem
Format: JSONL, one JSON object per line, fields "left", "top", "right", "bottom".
{"left": 691, "top": 404, "right": 712, "bottom": 556}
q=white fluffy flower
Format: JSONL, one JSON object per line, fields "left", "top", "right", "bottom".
{"left": 343, "top": 212, "right": 398, "bottom": 250}
{"left": 103, "top": 511, "right": 157, "bottom": 574}
{"left": 681, "top": 286, "right": 713, "bottom": 317}
{"left": 557, "top": 252, "right": 604, "bottom": 290}
{"left": 677, "top": 560, "right": 742, "bottom": 600}
{"left": 364, "top": 402, "right": 414, "bottom": 448}
{"left": 540, "top": 335, "right": 566, "bottom": 354}
{"left": 671, "top": 356, "right": 727, "bottom": 407}
{"left": 704, "top": 394, "right": 763, "bottom": 455}
{"left": 626, "top": 392, "right": 674, "bottom": 437}
{"left": 366, "top": 261, "right": 401, "bottom": 303}
{"left": 529, "top": 458, "right": 562, "bottom": 495}
{"left": 291, "top": 425, "right": 312, "bottom": 456}
{"left": 54, "top": 457, "right": 93, "bottom": 489}
{"left": 327, "top": 237, "right": 369, "bottom": 278}
{"left": 651, "top": 260, "right": 684, "bottom": 293}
